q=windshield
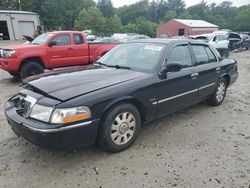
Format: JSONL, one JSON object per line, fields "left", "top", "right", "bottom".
{"left": 31, "top": 33, "right": 53, "bottom": 45}
{"left": 97, "top": 43, "right": 165, "bottom": 73}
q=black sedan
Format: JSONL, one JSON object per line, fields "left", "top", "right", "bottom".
{"left": 4, "top": 39, "right": 238, "bottom": 152}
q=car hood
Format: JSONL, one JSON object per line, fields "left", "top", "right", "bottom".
{"left": 25, "top": 65, "right": 147, "bottom": 101}
{"left": 2, "top": 44, "right": 42, "bottom": 50}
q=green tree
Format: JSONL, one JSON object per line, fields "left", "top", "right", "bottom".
{"left": 117, "top": 0, "right": 150, "bottom": 25}
{"left": 163, "top": 10, "right": 177, "bottom": 22}
{"left": 137, "top": 20, "right": 157, "bottom": 37}
{"left": 41, "top": 0, "right": 95, "bottom": 30}
{"left": 97, "top": 0, "right": 114, "bottom": 17}
{"left": 167, "top": 0, "right": 185, "bottom": 16}
{"left": 74, "top": 7, "right": 105, "bottom": 35}
{"left": 104, "top": 15, "right": 122, "bottom": 35}
{"left": 230, "top": 5, "right": 250, "bottom": 31}
{"left": 123, "top": 23, "right": 138, "bottom": 33}
{"left": 178, "top": 10, "right": 193, "bottom": 19}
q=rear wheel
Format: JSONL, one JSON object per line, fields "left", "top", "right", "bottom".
{"left": 207, "top": 78, "right": 227, "bottom": 106}
{"left": 98, "top": 103, "right": 141, "bottom": 152}
{"left": 19, "top": 61, "right": 44, "bottom": 80}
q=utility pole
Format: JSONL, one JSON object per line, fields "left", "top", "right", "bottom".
{"left": 19, "top": 0, "right": 21, "bottom": 11}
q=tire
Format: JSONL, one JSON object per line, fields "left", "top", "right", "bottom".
{"left": 207, "top": 78, "right": 227, "bottom": 106}
{"left": 98, "top": 103, "right": 141, "bottom": 152}
{"left": 19, "top": 61, "right": 44, "bottom": 80}
{"left": 8, "top": 71, "right": 18, "bottom": 77}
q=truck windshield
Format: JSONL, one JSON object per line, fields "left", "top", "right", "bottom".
{"left": 97, "top": 43, "right": 165, "bottom": 73}
{"left": 31, "top": 33, "right": 53, "bottom": 45}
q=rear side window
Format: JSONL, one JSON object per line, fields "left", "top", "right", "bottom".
{"left": 205, "top": 47, "right": 217, "bottom": 63}
{"left": 167, "top": 45, "right": 193, "bottom": 68}
{"left": 51, "top": 34, "right": 70, "bottom": 46}
{"left": 74, "top": 34, "right": 84, "bottom": 45}
{"left": 192, "top": 45, "right": 209, "bottom": 65}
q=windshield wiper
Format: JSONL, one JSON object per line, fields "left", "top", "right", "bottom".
{"left": 107, "top": 65, "right": 131, "bottom": 70}
{"left": 31, "top": 43, "right": 40, "bottom": 45}
{"left": 94, "top": 62, "right": 131, "bottom": 70}
{"left": 94, "top": 61, "right": 109, "bottom": 67}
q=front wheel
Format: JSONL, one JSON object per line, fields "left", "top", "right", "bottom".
{"left": 8, "top": 71, "right": 18, "bottom": 77}
{"left": 19, "top": 62, "right": 44, "bottom": 80}
{"left": 98, "top": 103, "right": 141, "bottom": 152}
{"left": 207, "top": 78, "right": 227, "bottom": 106}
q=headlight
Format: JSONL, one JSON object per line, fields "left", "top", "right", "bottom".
{"left": 50, "top": 106, "right": 91, "bottom": 124}
{"left": 29, "top": 104, "right": 91, "bottom": 124}
{"left": 30, "top": 104, "right": 54, "bottom": 123}
{"left": 2, "top": 49, "right": 15, "bottom": 58}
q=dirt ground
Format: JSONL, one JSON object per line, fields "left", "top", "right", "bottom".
{"left": 0, "top": 49, "right": 250, "bottom": 188}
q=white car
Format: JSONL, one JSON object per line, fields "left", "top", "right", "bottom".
{"left": 0, "top": 33, "right": 3, "bottom": 40}
{"left": 192, "top": 33, "right": 229, "bottom": 57}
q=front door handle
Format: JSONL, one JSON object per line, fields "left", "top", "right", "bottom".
{"left": 191, "top": 73, "right": 199, "bottom": 80}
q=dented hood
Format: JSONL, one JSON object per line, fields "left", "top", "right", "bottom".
{"left": 25, "top": 65, "right": 146, "bottom": 101}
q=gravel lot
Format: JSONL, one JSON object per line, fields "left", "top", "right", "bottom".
{"left": 0, "top": 49, "right": 250, "bottom": 188}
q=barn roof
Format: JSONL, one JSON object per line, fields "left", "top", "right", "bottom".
{"left": 174, "top": 19, "right": 218, "bottom": 28}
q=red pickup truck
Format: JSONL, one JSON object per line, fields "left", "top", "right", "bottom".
{"left": 0, "top": 31, "right": 117, "bottom": 79}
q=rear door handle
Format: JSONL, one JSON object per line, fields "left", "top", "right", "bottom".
{"left": 191, "top": 73, "right": 199, "bottom": 80}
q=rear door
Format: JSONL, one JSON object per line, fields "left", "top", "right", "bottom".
{"left": 47, "top": 33, "right": 73, "bottom": 67}
{"left": 71, "top": 33, "right": 90, "bottom": 65}
{"left": 156, "top": 43, "right": 198, "bottom": 117}
{"left": 190, "top": 44, "right": 221, "bottom": 101}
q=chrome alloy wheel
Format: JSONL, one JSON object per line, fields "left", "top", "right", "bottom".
{"left": 216, "top": 82, "right": 226, "bottom": 102}
{"left": 111, "top": 112, "right": 136, "bottom": 145}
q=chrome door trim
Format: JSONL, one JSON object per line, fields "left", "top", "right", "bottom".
{"left": 153, "top": 83, "right": 216, "bottom": 105}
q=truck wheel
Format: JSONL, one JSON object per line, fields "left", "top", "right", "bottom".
{"left": 98, "top": 103, "right": 141, "bottom": 152}
{"left": 19, "top": 62, "right": 44, "bottom": 80}
{"left": 207, "top": 78, "right": 227, "bottom": 106}
{"left": 8, "top": 71, "right": 18, "bottom": 77}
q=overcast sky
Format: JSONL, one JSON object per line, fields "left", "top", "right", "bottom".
{"left": 111, "top": 0, "right": 250, "bottom": 8}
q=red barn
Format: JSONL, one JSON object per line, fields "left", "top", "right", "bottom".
{"left": 157, "top": 19, "right": 219, "bottom": 38}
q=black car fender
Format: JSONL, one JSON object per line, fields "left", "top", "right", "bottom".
{"left": 100, "top": 96, "right": 147, "bottom": 122}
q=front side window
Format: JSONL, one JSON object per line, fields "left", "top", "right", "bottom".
{"left": 98, "top": 43, "right": 165, "bottom": 73}
{"left": 167, "top": 45, "right": 193, "bottom": 68}
{"left": 74, "top": 34, "right": 84, "bottom": 45}
{"left": 51, "top": 34, "right": 71, "bottom": 46}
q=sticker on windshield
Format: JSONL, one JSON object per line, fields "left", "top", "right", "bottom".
{"left": 144, "top": 45, "right": 163, "bottom": 51}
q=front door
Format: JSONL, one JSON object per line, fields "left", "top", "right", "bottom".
{"left": 47, "top": 34, "right": 73, "bottom": 67}
{"left": 156, "top": 43, "right": 198, "bottom": 118}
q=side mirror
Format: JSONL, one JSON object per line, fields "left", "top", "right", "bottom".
{"left": 48, "top": 41, "right": 57, "bottom": 47}
{"left": 159, "top": 62, "right": 182, "bottom": 79}
{"left": 167, "top": 63, "right": 182, "bottom": 72}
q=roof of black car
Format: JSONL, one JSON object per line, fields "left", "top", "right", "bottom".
{"left": 128, "top": 38, "right": 207, "bottom": 45}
